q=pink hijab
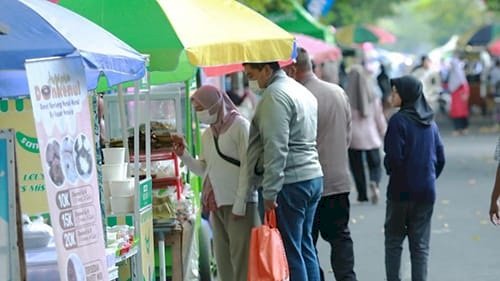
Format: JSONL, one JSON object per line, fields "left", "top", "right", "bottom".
{"left": 191, "top": 85, "right": 240, "bottom": 137}
{"left": 191, "top": 85, "right": 241, "bottom": 212}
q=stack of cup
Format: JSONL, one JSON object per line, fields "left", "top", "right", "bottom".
{"left": 102, "top": 148, "right": 134, "bottom": 214}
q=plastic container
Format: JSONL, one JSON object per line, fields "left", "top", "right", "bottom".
{"left": 102, "top": 163, "right": 128, "bottom": 181}
{"left": 109, "top": 178, "right": 134, "bottom": 197}
{"left": 110, "top": 196, "right": 134, "bottom": 214}
{"left": 102, "top": 147, "right": 125, "bottom": 164}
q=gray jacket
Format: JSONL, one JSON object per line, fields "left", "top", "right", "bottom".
{"left": 247, "top": 70, "right": 323, "bottom": 201}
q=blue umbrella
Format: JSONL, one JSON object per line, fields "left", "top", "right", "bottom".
{"left": 0, "top": 0, "right": 146, "bottom": 98}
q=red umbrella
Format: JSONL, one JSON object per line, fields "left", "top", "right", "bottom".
{"left": 489, "top": 39, "right": 500, "bottom": 56}
{"left": 294, "top": 34, "right": 342, "bottom": 63}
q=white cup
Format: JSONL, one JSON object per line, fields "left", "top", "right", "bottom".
{"left": 110, "top": 178, "right": 135, "bottom": 197}
{"left": 102, "top": 163, "right": 128, "bottom": 181}
{"left": 102, "top": 148, "right": 125, "bottom": 164}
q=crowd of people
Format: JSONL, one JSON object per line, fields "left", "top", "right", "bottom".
{"left": 169, "top": 48, "right": 456, "bottom": 281}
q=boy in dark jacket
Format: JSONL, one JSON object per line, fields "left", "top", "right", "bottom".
{"left": 384, "top": 75, "right": 445, "bottom": 281}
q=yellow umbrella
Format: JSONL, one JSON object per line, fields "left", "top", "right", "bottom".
{"left": 162, "top": 0, "right": 295, "bottom": 66}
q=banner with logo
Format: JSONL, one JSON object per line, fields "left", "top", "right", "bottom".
{"left": 0, "top": 99, "right": 48, "bottom": 215}
{"left": 25, "top": 56, "right": 108, "bottom": 281}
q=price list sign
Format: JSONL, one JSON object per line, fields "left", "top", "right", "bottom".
{"left": 26, "top": 57, "right": 108, "bottom": 281}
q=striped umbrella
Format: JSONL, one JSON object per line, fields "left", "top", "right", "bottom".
{"left": 58, "top": 0, "right": 296, "bottom": 82}
{"left": 335, "top": 24, "right": 396, "bottom": 45}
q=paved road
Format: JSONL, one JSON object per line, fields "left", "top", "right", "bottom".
{"left": 317, "top": 115, "right": 500, "bottom": 281}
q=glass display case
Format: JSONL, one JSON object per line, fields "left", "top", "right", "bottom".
{"left": 103, "top": 83, "right": 186, "bottom": 145}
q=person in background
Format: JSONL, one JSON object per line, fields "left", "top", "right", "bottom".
{"left": 488, "top": 59, "right": 500, "bottom": 129}
{"left": 317, "top": 60, "right": 340, "bottom": 84}
{"left": 171, "top": 85, "right": 259, "bottom": 281}
{"left": 384, "top": 75, "right": 445, "bottom": 281}
{"left": 287, "top": 48, "right": 358, "bottom": 281}
{"left": 243, "top": 61, "right": 323, "bottom": 281}
{"left": 411, "top": 55, "right": 442, "bottom": 113}
{"left": 225, "top": 73, "right": 259, "bottom": 120}
{"left": 448, "top": 56, "right": 470, "bottom": 136}
{"left": 345, "top": 65, "right": 387, "bottom": 204}
{"left": 377, "top": 64, "right": 392, "bottom": 112}
{"left": 489, "top": 136, "right": 500, "bottom": 225}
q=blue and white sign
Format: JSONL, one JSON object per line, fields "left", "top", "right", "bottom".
{"left": 307, "top": 0, "right": 335, "bottom": 18}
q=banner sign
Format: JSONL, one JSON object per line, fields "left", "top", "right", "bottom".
{"left": 25, "top": 56, "right": 108, "bottom": 281}
{"left": 139, "top": 178, "right": 154, "bottom": 281}
{"left": 307, "top": 0, "right": 335, "bottom": 17}
{"left": 0, "top": 99, "right": 48, "bottom": 215}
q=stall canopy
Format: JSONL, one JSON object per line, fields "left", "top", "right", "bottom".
{"left": 58, "top": 0, "right": 296, "bottom": 84}
{"left": 266, "top": 0, "right": 334, "bottom": 43}
{"left": 0, "top": 0, "right": 146, "bottom": 98}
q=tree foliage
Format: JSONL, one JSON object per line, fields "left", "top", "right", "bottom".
{"left": 323, "top": 0, "right": 407, "bottom": 26}
{"left": 413, "top": 0, "right": 488, "bottom": 45}
{"left": 239, "top": 0, "right": 406, "bottom": 26}
{"left": 237, "top": 0, "right": 296, "bottom": 13}
{"left": 486, "top": 0, "right": 500, "bottom": 12}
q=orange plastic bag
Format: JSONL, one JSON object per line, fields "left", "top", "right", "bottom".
{"left": 247, "top": 210, "right": 290, "bottom": 281}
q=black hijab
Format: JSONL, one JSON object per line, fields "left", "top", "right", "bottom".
{"left": 390, "top": 75, "right": 434, "bottom": 126}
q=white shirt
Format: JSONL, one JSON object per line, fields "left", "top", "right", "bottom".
{"left": 180, "top": 116, "right": 257, "bottom": 215}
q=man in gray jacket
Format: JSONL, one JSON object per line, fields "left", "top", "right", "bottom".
{"left": 286, "top": 48, "right": 358, "bottom": 281}
{"left": 244, "top": 61, "right": 324, "bottom": 281}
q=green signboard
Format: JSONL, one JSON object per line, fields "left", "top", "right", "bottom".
{"left": 139, "top": 178, "right": 152, "bottom": 210}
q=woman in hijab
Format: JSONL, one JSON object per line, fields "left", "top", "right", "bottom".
{"left": 448, "top": 56, "right": 470, "bottom": 135}
{"left": 346, "top": 64, "right": 387, "bottom": 204}
{"left": 384, "top": 76, "right": 445, "bottom": 281}
{"left": 171, "top": 85, "right": 259, "bottom": 281}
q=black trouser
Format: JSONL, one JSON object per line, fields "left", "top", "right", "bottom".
{"left": 312, "top": 193, "right": 357, "bottom": 281}
{"left": 348, "top": 148, "right": 382, "bottom": 201}
{"left": 452, "top": 117, "right": 469, "bottom": 131}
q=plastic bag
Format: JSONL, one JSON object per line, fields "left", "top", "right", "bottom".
{"left": 247, "top": 210, "right": 289, "bottom": 281}
{"left": 22, "top": 215, "right": 54, "bottom": 249}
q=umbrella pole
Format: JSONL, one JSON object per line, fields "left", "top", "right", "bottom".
{"left": 132, "top": 80, "right": 141, "bottom": 281}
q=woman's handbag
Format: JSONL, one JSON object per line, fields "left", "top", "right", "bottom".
{"left": 247, "top": 210, "right": 289, "bottom": 281}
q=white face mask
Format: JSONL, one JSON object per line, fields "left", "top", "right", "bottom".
{"left": 196, "top": 109, "right": 217, "bottom": 124}
{"left": 248, "top": 79, "right": 263, "bottom": 95}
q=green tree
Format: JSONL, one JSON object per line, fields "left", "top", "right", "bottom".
{"left": 378, "top": 0, "right": 497, "bottom": 53}
{"left": 413, "top": 0, "right": 489, "bottom": 45}
{"left": 324, "top": 0, "right": 407, "bottom": 26}
{"left": 486, "top": 0, "right": 500, "bottom": 12}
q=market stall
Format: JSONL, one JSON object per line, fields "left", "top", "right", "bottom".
{"left": 0, "top": 0, "right": 148, "bottom": 280}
